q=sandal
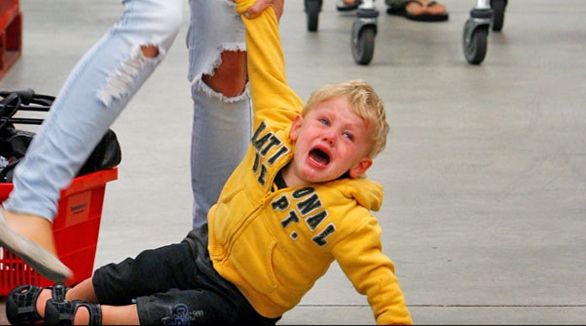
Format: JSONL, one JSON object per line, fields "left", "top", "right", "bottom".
{"left": 5, "top": 284, "right": 68, "bottom": 325}
{"left": 44, "top": 300, "right": 102, "bottom": 326}
{"left": 387, "top": 0, "right": 449, "bottom": 22}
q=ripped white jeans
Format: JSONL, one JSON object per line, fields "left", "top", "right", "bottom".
{"left": 3, "top": 0, "right": 251, "bottom": 228}
{"left": 188, "top": 0, "right": 251, "bottom": 228}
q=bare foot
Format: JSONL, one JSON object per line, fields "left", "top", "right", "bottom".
{"left": 404, "top": 0, "right": 427, "bottom": 16}
{"left": 396, "top": 0, "right": 448, "bottom": 21}
{"left": 425, "top": 0, "right": 447, "bottom": 16}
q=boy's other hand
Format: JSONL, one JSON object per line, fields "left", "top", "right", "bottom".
{"left": 245, "top": 0, "right": 284, "bottom": 20}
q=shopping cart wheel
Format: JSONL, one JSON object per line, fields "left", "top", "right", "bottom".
{"left": 305, "top": 0, "right": 321, "bottom": 32}
{"left": 351, "top": 8, "right": 378, "bottom": 65}
{"left": 463, "top": 21, "right": 488, "bottom": 65}
{"left": 352, "top": 27, "right": 375, "bottom": 65}
{"left": 490, "top": 0, "right": 507, "bottom": 31}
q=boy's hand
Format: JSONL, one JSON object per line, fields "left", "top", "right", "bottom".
{"left": 244, "top": 0, "right": 284, "bottom": 20}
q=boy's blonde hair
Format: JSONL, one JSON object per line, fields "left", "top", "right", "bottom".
{"left": 303, "top": 80, "right": 389, "bottom": 158}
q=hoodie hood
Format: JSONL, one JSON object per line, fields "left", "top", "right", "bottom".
{"left": 327, "top": 177, "right": 384, "bottom": 211}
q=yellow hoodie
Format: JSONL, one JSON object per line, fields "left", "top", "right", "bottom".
{"left": 207, "top": 2, "right": 412, "bottom": 324}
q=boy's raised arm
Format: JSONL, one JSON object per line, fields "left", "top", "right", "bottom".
{"left": 234, "top": 0, "right": 304, "bottom": 130}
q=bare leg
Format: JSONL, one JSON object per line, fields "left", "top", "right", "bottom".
{"left": 66, "top": 278, "right": 99, "bottom": 303}
{"left": 74, "top": 305, "right": 139, "bottom": 325}
{"left": 202, "top": 51, "right": 247, "bottom": 98}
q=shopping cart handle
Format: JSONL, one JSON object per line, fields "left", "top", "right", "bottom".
{"left": 0, "top": 89, "right": 35, "bottom": 102}
{"left": 0, "top": 117, "right": 44, "bottom": 125}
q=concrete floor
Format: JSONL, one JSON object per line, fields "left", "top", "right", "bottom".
{"left": 1, "top": 0, "right": 585, "bottom": 324}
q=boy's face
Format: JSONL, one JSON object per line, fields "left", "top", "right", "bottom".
{"left": 285, "top": 96, "right": 373, "bottom": 187}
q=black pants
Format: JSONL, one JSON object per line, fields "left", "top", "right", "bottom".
{"left": 92, "top": 228, "right": 278, "bottom": 325}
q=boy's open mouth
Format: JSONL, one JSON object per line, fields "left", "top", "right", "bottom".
{"left": 309, "top": 148, "right": 330, "bottom": 166}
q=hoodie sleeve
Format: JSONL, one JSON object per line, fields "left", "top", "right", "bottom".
{"left": 332, "top": 215, "right": 413, "bottom": 325}
{"left": 234, "top": 0, "right": 304, "bottom": 131}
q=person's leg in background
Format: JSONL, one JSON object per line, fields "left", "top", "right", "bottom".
{"left": 187, "top": 0, "right": 251, "bottom": 228}
{"left": 0, "top": 0, "right": 183, "bottom": 281}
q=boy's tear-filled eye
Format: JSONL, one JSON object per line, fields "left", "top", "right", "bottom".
{"left": 342, "top": 131, "right": 354, "bottom": 141}
{"left": 309, "top": 148, "right": 330, "bottom": 165}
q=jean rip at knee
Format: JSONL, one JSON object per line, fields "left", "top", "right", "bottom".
{"left": 98, "top": 44, "right": 164, "bottom": 107}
